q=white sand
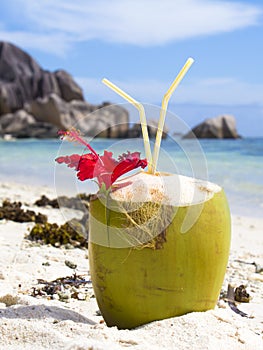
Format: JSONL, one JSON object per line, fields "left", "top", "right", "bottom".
{"left": 0, "top": 181, "right": 262, "bottom": 350}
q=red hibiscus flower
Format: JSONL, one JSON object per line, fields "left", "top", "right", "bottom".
{"left": 55, "top": 130, "right": 147, "bottom": 189}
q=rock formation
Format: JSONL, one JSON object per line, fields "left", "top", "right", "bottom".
{"left": 0, "top": 41, "right": 129, "bottom": 138}
{"left": 0, "top": 109, "right": 58, "bottom": 138}
{"left": 128, "top": 119, "right": 168, "bottom": 139}
{"left": 183, "top": 115, "right": 240, "bottom": 139}
{"left": 0, "top": 41, "right": 83, "bottom": 115}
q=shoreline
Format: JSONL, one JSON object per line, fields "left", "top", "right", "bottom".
{"left": 0, "top": 181, "right": 262, "bottom": 349}
{"left": 1, "top": 136, "right": 263, "bottom": 219}
{"left": 0, "top": 179, "right": 262, "bottom": 219}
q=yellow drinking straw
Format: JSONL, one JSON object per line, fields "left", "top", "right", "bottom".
{"left": 151, "top": 57, "right": 194, "bottom": 174}
{"left": 102, "top": 78, "right": 153, "bottom": 172}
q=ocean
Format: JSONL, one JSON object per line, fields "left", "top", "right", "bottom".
{"left": 0, "top": 137, "right": 262, "bottom": 218}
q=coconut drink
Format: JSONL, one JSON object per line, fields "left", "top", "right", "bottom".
{"left": 88, "top": 171, "right": 230, "bottom": 329}
{"left": 56, "top": 58, "right": 231, "bottom": 329}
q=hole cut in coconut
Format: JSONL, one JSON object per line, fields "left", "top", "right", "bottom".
{"left": 90, "top": 171, "right": 222, "bottom": 249}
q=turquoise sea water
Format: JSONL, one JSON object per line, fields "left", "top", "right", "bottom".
{"left": 0, "top": 137, "right": 262, "bottom": 218}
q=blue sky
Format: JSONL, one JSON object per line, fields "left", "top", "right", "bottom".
{"left": 0, "top": 0, "right": 263, "bottom": 136}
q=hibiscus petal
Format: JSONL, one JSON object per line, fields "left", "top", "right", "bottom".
{"left": 77, "top": 155, "right": 98, "bottom": 181}
{"left": 97, "top": 171, "right": 113, "bottom": 189}
{"left": 118, "top": 151, "right": 141, "bottom": 162}
{"left": 100, "top": 150, "right": 118, "bottom": 171}
{"left": 55, "top": 154, "right": 81, "bottom": 169}
{"left": 111, "top": 153, "right": 147, "bottom": 184}
{"left": 55, "top": 153, "right": 99, "bottom": 182}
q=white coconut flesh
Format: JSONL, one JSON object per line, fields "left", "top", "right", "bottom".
{"left": 111, "top": 171, "right": 221, "bottom": 206}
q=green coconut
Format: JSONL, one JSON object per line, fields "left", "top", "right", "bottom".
{"left": 89, "top": 172, "right": 231, "bottom": 329}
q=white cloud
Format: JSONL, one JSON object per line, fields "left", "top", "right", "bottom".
{"left": 1, "top": 0, "right": 262, "bottom": 54}
{"left": 0, "top": 30, "right": 71, "bottom": 56}
{"left": 77, "top": 76, "right": 263, "bottom": 106}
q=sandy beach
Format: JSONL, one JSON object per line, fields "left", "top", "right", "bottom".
{"left": 0, "top": 181, "right": 262, "bottom": 350}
